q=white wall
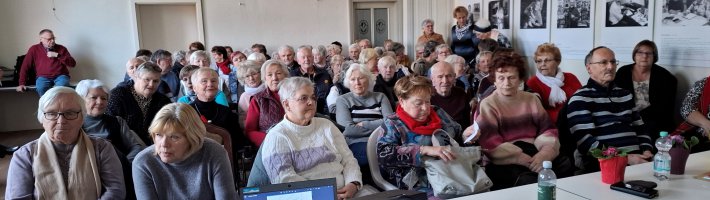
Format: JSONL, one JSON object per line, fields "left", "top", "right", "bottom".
{"left": 137, "top": 4, "right": 199, "bottom": 52}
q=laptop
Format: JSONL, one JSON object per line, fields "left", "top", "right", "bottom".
{"left": 241, "top": 178, "right": 337, "bottom": 200}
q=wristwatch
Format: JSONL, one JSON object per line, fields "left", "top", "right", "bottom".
{"left": 350, "top": 181, "right": 362, "bottom": 190}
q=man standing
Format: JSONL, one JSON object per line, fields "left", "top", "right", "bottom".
{"left": 430, "top": 62, "right": 472, "bottom": 136}
{"left": 566, "top": 47, "right": 653, "bottom": 172}
{"left": 17, "top": 29, "right": 76, "bottom": 95}
{"left": 290, "top": 46, "right": 332, "bottom": 115}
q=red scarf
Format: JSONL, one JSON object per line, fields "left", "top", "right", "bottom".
{"left": 216, "top": 60, "right": 231, "bottom": 75}
{"left": 396, "top": 105, "right": 442, "bottom": 135}
{"left": 673, "top": 76, "right": 710, "bottom": 135}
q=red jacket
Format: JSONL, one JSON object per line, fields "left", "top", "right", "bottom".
{"left": 19, "top": 43, "right": 76, "bottom": 85}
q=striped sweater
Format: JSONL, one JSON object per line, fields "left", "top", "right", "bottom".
{"left": 335, "top": 92, "right": 394, "bottom": 145}
{"left": 566, "top": 79, "right": 653, "bottom": 154}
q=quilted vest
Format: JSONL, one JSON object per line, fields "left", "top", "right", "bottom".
{"left": 253, "top": 89, "right": 285, "bottom": 132}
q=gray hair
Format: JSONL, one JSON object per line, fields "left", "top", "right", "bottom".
{"left": 260, "top": 60, "right": 290, "bottom": 81}
{"left": 445, "top": 54, "right": 468, "bottom": 71}
{"left": 189, "top": 50, "right": 210, "bottom": 64}
{"left": 421, "top": 19, "right": 434, "bottom": 28}
{"left": 327, "top": 44, "right": 342, "bottom": 54}
{"left": 475, "top": 51, "right": 494, "bottom": 64}
{"left": 37, "top": 86, "right": 85, "bottom": 123}
{"left": 190, "top": 67, "right": 219, "bottom": 85}
{"left": 150, "top": 49, "right": 172, "bottom": 63}
{"left": 247, "top": 52, "right": 267, "bottom": 63}
{"left": 435, "top": 44, "right": 451, "bottom": 55}
{"left": 330, "top": 54, "right": 344, "bottom": 64}
{"left": 313, "top": 45, "right": 327, "bottom": 57}
{"left": 173, "top": 50, "right": 187, "bottom": 65}
{"left": 349, "top": 43, "right": 360, "bottom": 51}
{"left": 278, "top": 45, "right": 295, "bottom": 54}
{"left": 237, "top": 60, "right": 262, "bottom": 86}
{"left": 296, "top": 45, "right": 313, "bottom": 57}
{"left": 343, "top": 63, "right": 375, "bottom": 91}
{"left": 377, "top": 56, "right": 397, "bottom": 71}
{"left": 134, "top": 62, "right": 163, "bottom": 78}
{"left": 75, "top": 79, "right": 109, "bottom": 98}
{"left": 278, "top": 77, "right": 314, "bottom": 101}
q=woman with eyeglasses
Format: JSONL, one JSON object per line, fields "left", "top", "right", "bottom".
{"left": 6, "top": 87, "right": 125, "bottom": 199}
{"left": 526, "top": 43, "right": 582, "bottom": 123}
{"left": 614, "top": 40, "right": 677, "bottom": 142}
{"left": 261, "top": 77, "right": 364, "bottom": 200}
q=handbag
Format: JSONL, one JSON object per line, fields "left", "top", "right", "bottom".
{"left": 422, "top": 130, "right": 493, "bottom": 199}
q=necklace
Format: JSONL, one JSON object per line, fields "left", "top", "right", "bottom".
{"left": 194, "top": 103, "right": 219, "bottom": 124}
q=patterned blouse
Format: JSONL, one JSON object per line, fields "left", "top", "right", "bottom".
{"left": 680, "top": 77, "right": 709, "bottom": 133}
{"left": 130, "top": 87, "right": 152, "bottom": 118}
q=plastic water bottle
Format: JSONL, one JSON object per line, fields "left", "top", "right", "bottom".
{"left": 654, "top": 131, "right": 672, "bottom": 180}
{"left": 538, "top": 161, "right": 556, "bottom": 200}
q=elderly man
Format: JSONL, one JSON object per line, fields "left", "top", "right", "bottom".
{"left": 17, "top": 29, "right": 76, "bottom": 96}
{"left": 152, "top": 49, "right": 179, "bottom": 101}
{"left": 430, "top": 62, "right": 472, "bottom": 135}
{"left": 566, "top": 47, "right": 653, "bottom": 172}
{"left": 289, "top": 46, "right": 333, "bottom": 115}
{"left": 346, "top": 43, "right": 361, "bottom": 63}
{"left": 123, "top": 57, "right": 145, "bottom": 82}
{"left": 278, "top": 45, "right": 299, "bottom": 71}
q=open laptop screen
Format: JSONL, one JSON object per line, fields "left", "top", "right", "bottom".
{"left": 242, "top": 178, "right": 336, "bottom": 200}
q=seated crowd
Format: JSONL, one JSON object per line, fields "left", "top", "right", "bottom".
{"left": 5, "top": 7, "right": 710, "bottom": 200}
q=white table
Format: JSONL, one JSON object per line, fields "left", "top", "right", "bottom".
{"left": 455, "top": 151, "right": 710, "bottom": 199}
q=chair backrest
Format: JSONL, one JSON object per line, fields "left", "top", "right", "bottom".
{"left": 367, "top": 126, "right": 398, "bottom": 191}
{"left": 204, "top": 122, "right": 233, "bottom": 167}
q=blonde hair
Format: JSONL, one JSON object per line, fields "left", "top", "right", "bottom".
{"left": 394, "top": 75, "right": 433, "bottom": 100}
{"left": 358, "top": 48, "right": 378, "bottom": 64}
{"left": 148, "top": 103, "right": 205, "bottom": 158}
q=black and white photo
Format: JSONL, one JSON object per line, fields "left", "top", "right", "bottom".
{"left": 557, "top": 0, "right": 591, "bottom": 28}
{"left": 661, "top": 0, "right": 710, "bottom": 26}
{"left": 521, "top": 0, "right": 547, "bottom": 29}
{"left": 489, "top": 0, "right": 511, "bottom": 29}
{"left": 605, "top": 0, "right": 649, "bottom": 27}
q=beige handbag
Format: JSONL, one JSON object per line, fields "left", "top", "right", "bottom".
{"left": 422, "top": 130, "right": 493, "bottom": 199}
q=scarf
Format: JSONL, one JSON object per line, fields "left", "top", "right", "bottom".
{"left": 396, "top": 105, "right": 442, "bottom": 135}
{"left": 244, "top": 83, "right": 266, "bottom": 95}
{"left": 216, "top": 60, "right": 231, "bottom": 75}
{"left": 673, "top": 77, "right": 710, "bottom": 135}
{"left": 455, "top": 22, "right": 472, "bottom": 40}
{"left": 34, "top": 131, "right": 100, "bottom": 200}
{"left": 535, "top": 70, "right": 567, "bottom": 107}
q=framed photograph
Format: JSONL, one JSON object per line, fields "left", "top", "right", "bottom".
{"left": 521, "top": 0, "right": 547, "bottom": 29}
{"left": 605, "top": 0, "right": 649, "bottom": 27}
{"left": 557, "top": 0, "right": 591, "bottom": 28}
{"left": 489, "top": 0, "right": 511, "bottom": 29}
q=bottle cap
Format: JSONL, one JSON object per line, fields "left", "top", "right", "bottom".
{"left": 660, "top": 131, "right": 668, "bottom": 137}
{"left": 543, "top": 161, "right": 552, "bottom": 169}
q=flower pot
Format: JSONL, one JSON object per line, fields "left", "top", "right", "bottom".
{"left": 669, "top": 147, "right": 690, "bottom": 175}
{"left": 598, "top": 156, "right": 627, "bottom": 184}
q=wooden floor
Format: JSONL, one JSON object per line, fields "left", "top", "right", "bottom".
{"left": 0, "top": 129, "right": 43, "bottom": 198}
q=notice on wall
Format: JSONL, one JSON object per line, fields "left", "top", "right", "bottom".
{"left": 514, "top": 0, "right": 551, "bottom": 56}
{"left": 653, "top": 0, "right": 710, "bottom": 67}
{"left": 597, "top": 0, "right": 655, "bottom": 62}
{"left": 550, "top": 0, "right": 594, "bottom": 60}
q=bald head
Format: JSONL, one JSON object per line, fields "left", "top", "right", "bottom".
{"left": 126, "top": 57, "right": 146, "bottom": 79}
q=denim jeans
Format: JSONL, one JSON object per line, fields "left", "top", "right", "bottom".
{"left": 35, "top": 75, "right": 70, "bottom": 96}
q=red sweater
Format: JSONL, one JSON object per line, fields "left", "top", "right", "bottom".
{"left": 526, "top": 72, "right": 582, "bottom": 123}
{"left": 19, "top": 43, "right": 76, "bottom": 85}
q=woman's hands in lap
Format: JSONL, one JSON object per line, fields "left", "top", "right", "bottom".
{"left": 420, "top": 146, "right": 456, "bottom": 162}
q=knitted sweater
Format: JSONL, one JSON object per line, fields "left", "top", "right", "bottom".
{"left": 262, "top": 117, "right": 361, "bottom": 188}
{"left": 335, "top": 92, "right": 394, "bottom": 145}
{"left": 431, "top": 86, "right": 472, "bottom": 130}
{"left": 566, "top": 79, "right": 653, "bottom": 154}
{"left": 83, "top": 115, "right": 146, "bottom": 162}
{"left": 526, "top": 72, "right": 582, "bottom": 123}
{"left": 18, "top": 43, "right": 76, "bottom": 85}
{"left": 132, "top": 139, "right": 237, "bottom": 200}
{"left": 476, "top": 91, "right": 559, "bottom": 165}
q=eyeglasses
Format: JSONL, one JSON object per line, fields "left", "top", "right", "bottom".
{"left": 534, "top": 59, "right": 556, "bottom": 64}
{"left": 588, "top": 59, "right": 619, "bottom": 66}
{"left": 290, "top": 95, "right": 317, "bottom": 104}
{"left": 44, "top": 111, "right": 81, "bottom": 120}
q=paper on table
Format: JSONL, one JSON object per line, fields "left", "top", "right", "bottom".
{"left": 464, "top": 122, "right": 479, "bottom": 144}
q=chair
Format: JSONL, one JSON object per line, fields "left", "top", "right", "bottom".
{"left": 203, "top": 122, "right": 234, "bottom": 170}
{"left": 367, "top": 126, "right": 398, "bottom": 191}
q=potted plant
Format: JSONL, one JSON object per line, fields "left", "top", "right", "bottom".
{"left": 669, "top": 135, "right": 699, "bottom": 174}
{"left": 590, "top": 146, "right": 630, "bottom": 184}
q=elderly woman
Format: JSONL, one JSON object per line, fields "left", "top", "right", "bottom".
{"left": 132, "top": 103, "right": 237, "bottom": 199}
{"left": 237, "top": 61, "right": 266, "bottom": 126}
{"left": 336, "top": 64, "right": 394, "bottom": 166}
{"left": 451, "top": 6, "right": 477, "bottom": 64}
{"left": 377, "top": 75, "right": 464, "bottom": 197}
{"left": 359, "top": 48, "right": 378, "bottom": 74}
{"left": 330, "top": 54, "right": 345, "bottom": 82}
{"left": 6, "top": 87, "right": 125, "bottom": 199}
{"left": 262, "top": 77, "right": 362, "bottom": 200}
{"left": 189, "top": 50, "right": 211, "bottom": 68}
{"left": 245, "top": 60, "right": 290, "bottom": 146}
{"left": 527, "top": 43, "right": 582, "bottom": 123}
{"left": 172, "top": 50, "right": 188, "bottom": 76}
{"left": 178, "top": 65, "right": 230, "bottom": 106}
{"left": 373, "top": 56, "right": 400, "bottom": 108}
{"left": 108, "top": 62, "right": 172, "bottom": 145}
{"left": 445, "top": 54, "right": 475, "bottom": 95}
{"left": 189, "top": 68, "right": 249, "bottom": 151}
{"left": 473, "top": 52, "right": 567, "bottom": 190}
{"left": 435, "top": 44, "right": 452, "bottom": 62}
{"left": 314, "top": 45, "right": 328, "bottom": 70}
{"left": 614, "top": 40, "right": 677, "bottom": 142}
{"left": 210, "top": 46, "right": 232, "bottom": 85}
{"left": 228, "top": 51, "right": 247, "bottom": 102}
{"left": 417, "top": 19, "right": 446, "bottom": 45}
{"left": 678, "top": 74, "right": 710, "bottom": 152}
